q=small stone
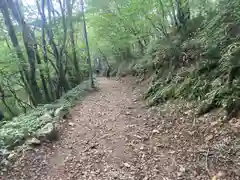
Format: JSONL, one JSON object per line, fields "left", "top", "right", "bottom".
{"left": 96, "top": 169, "right": 101, "bottom": 174}
{"left": 69, "top": 122, "right": 75, "bottom": 126}
{"left": 54, "top": 106, "right": 65, "bottom": 117}
{"left": 210, "top": 121, "right": 219, "bottom": 127}
{"left": 0, "top": 149, "right": 10, "bottom": 156}
{"left": 1, "top": 168, "right": 7, "bottom": 172}
{"left": 143, "top": 176, "right": 148, "bottom": 180}
{"left": 7, "top": 153, "right": 17, "bottom": 161}
{"left": 111, "top": 171, "right": 119, "bottom": 178}
{"left": 179, "top": 166, "right": 186, "bottom": 172}
{"left": 169, "top": 150, "right": 176, "bottom": 154}
{"left": 36, "top": 123, "right": 59, "bottom": 141}
{"left": 133, "top": 99, "right": 138, "bottom": 102}
{"left": 184, "top": 110, "right": 192, "bottom": 115}
{"left": 1, "top": 159, "right": 10, "bottom": 166}
{"left": 27, "top": 137, "right": 41, "bottom": 145}
{"left": 152, "top": 129, "right": 159, "bottom": 134}
{"left": 126, "top": 111, "right": 131, "bottom": 115}
{"left": 188, "top": 131, "right": 195, "bottom": 136}
{"left": 177, "top": 172, "right": 183, "bottom": 177}
{"left": 123, "top": 162, "right": 131, "bottom": 168}
{"left": 216, "top": 171, "right": 226, "bottom": 178}
{"left": 134, "top": 135, "right": 142, "bottom": 139}
{"left": 205, "top": 134, "right": 214, "bottom": 142}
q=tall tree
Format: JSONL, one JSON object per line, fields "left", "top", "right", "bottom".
{"left": 80, "top": 0, "right": 94, "bottom": 87}
{"left": 67, "top": 0, "right": 81, "bottom": 83}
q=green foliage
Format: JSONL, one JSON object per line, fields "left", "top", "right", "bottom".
{"left": 0, "top": 80, "right": 95, "bottom": 149}
{"left": 88, "top": 0, "right": 240, "bottom": 120}
{"left": 0, "top": 0, "right": 97, "bottom": 120}
{"left": 141, "top": 0, "right": 240, "bottom": 118}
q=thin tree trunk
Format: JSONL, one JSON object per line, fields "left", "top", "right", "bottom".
{"left": 80, "top": 0, "right": 94, "bottom": 87}
{"left": 7, "top": 0, "right": 43, "bottom": 105}
{"left": 0, "top": 2, "right": 36, "bottom": 106}
{"left": 58, "top": 0, "right": 70, "bottom": 93}
{"left": 46, "top": 0, "right": 69, "bottom": 97}
{"left": 37, "top": 0, "right": 55, "bottom": 101}
{"left": 175, "top": 0, "right": 190, "bottom": 34}
{"left": 0, "top": 86, "right": 16, "bottom": 116}
{"left": 67, "top": 0, "right": 81, "bottom": 83}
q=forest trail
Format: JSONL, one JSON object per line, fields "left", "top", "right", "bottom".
{"left": 1, "top": 77, "right": 237, "bottom": 180}
{"left": 2, "top": 77, "right": 171, "bottom": 180}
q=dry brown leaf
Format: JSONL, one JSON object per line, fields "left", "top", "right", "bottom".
{"left": 205, "top": 134, "right": 214, "bottom": 142}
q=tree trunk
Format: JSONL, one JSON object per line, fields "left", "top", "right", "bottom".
{"left": 80, "top": 0, "right": 94, "bottom": 87}
{"left": 37, "top": 0, "right": 55, "bottom": 101}
{"left": 7, "top": 0, "right": 44, "bottom": 105}
{"left": 175, "top": 0, "right": 190, "bottom": 35}
{"left": 46, "top": 0, "right": 70, "bottom": 98}
{"left": 67, "top": 0, "right": 81, "bottom": 83}
{"left": 0, "top": 85, "right": 16, "bottom": 116}
{"left": 0, "top": 2, "right": 36, "bottom": 106}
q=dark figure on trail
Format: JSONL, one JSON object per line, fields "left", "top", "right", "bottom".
{"left": 95, "top": 69, "right": 100, "bottom": 76}
{"left": 106, "top": 67, "right": 110, "bottom": 79}
{"left": 0, "top": 110, "right": 4, "bottom": 121}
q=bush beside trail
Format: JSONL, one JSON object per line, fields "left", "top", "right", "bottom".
{"left": 0, "top": 80, "right": 96, "bottom": 154}
{"left": 125, "top": 0, "right": 240, "bottom": 120}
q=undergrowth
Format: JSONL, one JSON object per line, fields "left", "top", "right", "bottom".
{"left": 0, "top": 80, "right": 96, "bottom": 150}
{"left": 134, "top": 0, "right": 240, "bottom": 119}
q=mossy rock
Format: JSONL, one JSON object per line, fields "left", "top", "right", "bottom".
{"left": 35, "top": 123, "right": 59, "bottom": 142}
{"left": 54, "top": 106, "right": 69, "bottom": 119}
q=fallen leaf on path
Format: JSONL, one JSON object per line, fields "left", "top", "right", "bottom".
{"left": 216, "top": 171, "right": 226, "bottom": 178}
{"left": 205, "top": 134, "right": 214, "bottom": 142}
{"left": 211, "top": 176, "right": 217, "bottom": 180}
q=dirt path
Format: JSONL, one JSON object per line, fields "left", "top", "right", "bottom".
{"left": 1, "top": 77, "right": 167, "bottom": 180}
{"left": 2, "top": 77, "right": 239, "bottom": 180}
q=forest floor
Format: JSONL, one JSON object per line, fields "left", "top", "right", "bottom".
{"left": 1, "top": 77, "right": 240, "bottom": 180}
